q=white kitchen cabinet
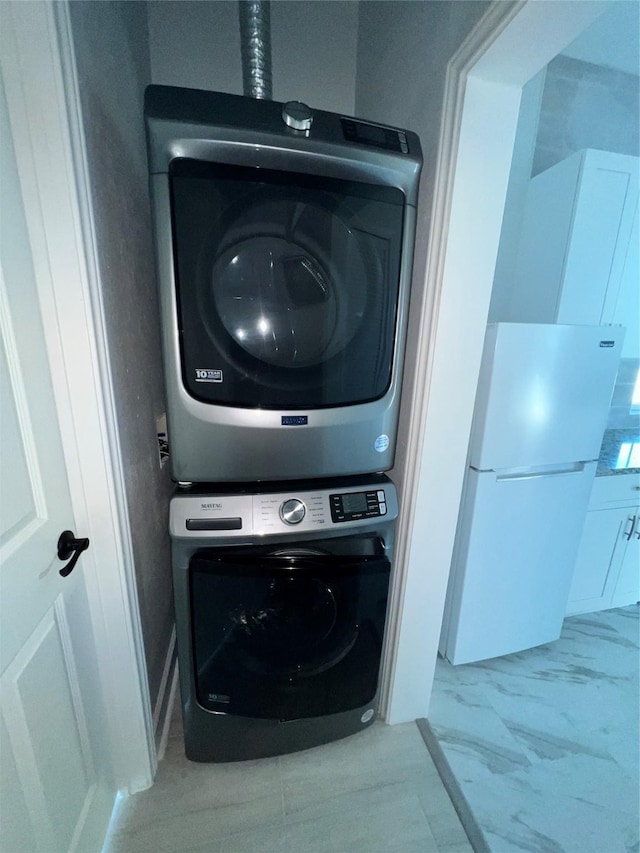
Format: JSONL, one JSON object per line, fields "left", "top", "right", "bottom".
{"left": 508, "top": 149, "right": 639, "bottom": 359}
{"left": 609, "top": 513, "right": 640, "bottom": 607}
{"left": 566, "top": 474, "right": 640, "bottom": 616}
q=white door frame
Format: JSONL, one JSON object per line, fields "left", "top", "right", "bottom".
{"left": 1, "top": 1, "right": 155, "bottom": 794}
{"left": 383, "top": 0, "right": 609, "bottom": 723}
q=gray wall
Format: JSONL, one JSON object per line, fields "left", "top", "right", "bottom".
{"left": 69, "top": 1, "right": 174, "bottom": 711}
{"left": 356, "top": 0, "right": 490, "bottom": 487}
{"left": 147, "top": 0, "right": 358, "bottom": 114}
{"left": 533, "top": 55, "right": 639, "bottom": 176}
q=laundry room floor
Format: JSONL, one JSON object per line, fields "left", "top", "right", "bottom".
{"left": 106, "top": 704, "right": 473, "bottom": 853}
{"left": 427, "top": 604, "right": 639, "bottom": 853}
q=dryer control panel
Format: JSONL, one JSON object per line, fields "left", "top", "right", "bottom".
{"left": 169, "top": 479, "right": 398, "bottom": 541}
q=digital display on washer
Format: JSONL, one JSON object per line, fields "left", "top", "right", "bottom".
{"left": 330, "top": 490, "right": 382, "bottom": 523}
{"left": 342, "top": 492, "right": 368, "bottom": 515}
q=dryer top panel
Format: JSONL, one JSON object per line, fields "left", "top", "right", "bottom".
{"left": 144, "top": 85, "right": 422, "bottom": 203}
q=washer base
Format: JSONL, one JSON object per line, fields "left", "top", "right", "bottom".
{"left": 181, "top": 697, "right": 379, "bottom": 763}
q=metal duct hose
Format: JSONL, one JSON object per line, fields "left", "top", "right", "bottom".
{"left": 239, "top": 1, "right": 272, "bottom": 100}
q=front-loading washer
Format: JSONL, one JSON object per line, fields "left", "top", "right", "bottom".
{"left": 145, "top": 85, "right": 422, "bottom": 483}
{"left": 170, "top": 474, "right": 398, "bottom": 762}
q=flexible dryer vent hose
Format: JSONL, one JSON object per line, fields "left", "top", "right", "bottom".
{"left": 238, "top": 1, "right": 272, "bottom": 100}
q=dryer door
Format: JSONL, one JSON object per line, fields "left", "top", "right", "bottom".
{"left": 189, "top": 548, "right": 391, "bottom": 720}
{"left": 170, "top": 160, "right": 405, "bottom": 409}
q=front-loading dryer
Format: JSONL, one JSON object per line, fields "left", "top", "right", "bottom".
{"left": 145, "top": 86, "right": 422, "bottom": 483}
{"left": 169, "top": 475, "right": 398, "bottom": 761}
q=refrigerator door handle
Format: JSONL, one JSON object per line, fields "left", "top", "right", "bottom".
{"left": 494, "top": 462, "right": 588, "bottom": 482}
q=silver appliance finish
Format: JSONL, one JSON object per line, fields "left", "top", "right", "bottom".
{"left": 170, "top": 476, "right": 399, "bottom": 761}
{"left": 145, "top": 86, "right": 422, "bottom": 483}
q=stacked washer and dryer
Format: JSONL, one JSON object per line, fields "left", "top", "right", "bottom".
{"left": 144, "top": 86, "right": 422, "bottom": 761}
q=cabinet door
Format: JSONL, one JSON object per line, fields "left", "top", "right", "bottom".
{"left": 609, "top": 512, "right": 640, "bottom": 608}
{"left": 509, "top": 152, "right": 581, "bottom": 323}
{"left": 601, "top": 200, "right": 639, "bottom": 359}
{"left": 557, "top": 152, "right": 639, "bottom": 330}
{"left": 566, "top": 507, "right": 635, "bottom": 615}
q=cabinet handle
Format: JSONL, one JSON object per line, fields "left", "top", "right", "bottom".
{"left": 624, "top": 515, "right": 636, "bottom": 541}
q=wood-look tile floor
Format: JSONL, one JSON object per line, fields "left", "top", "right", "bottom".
{"left": 107, "top": 703, "right": 473, "bottom": 853}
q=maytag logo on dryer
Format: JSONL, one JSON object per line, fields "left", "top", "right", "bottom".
{"left": 599, "top": 341, "right": 615, "bottom": 348}
{"left": 201, "top": 502, "right": 223, "bottom": 511}
{"left": 195, "top": 368, "right": 223, "bottom": 382}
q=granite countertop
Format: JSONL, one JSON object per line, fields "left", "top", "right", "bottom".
{"left": 596, "top": 428, "right": 640, "bottom": 476}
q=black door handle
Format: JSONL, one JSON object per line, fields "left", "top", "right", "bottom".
{"left": 57, "top": 530, "right": 90, "bottom": 577}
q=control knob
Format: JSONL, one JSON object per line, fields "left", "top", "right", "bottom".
{"left": 282, "top": 101, "right": 313, "bottom": 132}
{"left": 280, "top": 498, "right": 306, "bottom": 525}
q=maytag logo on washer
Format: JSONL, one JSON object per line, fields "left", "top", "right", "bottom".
{"left": 361, "top": 708, "right": 375, "bottom": 723}
{"left": 195, "top": 368, "right": 223, "bottom": 382}
{"left": 201, "top": 502, "right": 223, "bottom": 510}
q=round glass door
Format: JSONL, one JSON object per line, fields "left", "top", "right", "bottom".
{"left": 189, "top": 548, "right": 391, "bottom": 720}
{"left": 170, "top": 160, "right": 405, "bottom": 408}
{"left": 230, "top": 575, "right": 355, "bottom": 677}
{"left": 210, "top": 197, "right": 370, "bottom": 368}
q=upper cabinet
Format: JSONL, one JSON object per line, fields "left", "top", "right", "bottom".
{"left": 507, "top": 149, "right": 639, "bottom": 359}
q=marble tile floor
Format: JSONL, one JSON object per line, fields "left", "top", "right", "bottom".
{"left": 428, "top": 604, "right": 640, "bottom": 853}
{"left": 107, "top": 709, "right": 474, "bottom": 853}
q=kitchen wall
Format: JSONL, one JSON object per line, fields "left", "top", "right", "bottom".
{"left": 69, "top": 1, "right": 174, "bottom": 711}
{"left": 146, "top": 0, "right": 358, "bottom": 115}
{"left": 533, "top": 55, "right": 639, "bottom": 176}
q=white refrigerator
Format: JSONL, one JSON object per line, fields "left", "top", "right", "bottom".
{"left": 439, "top": 322, "right": 624, "bottom": 665}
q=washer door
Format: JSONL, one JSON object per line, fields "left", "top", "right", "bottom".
{"left": 170, "top": 160, "right": 405, "bottom": 409}
{"left": 189, "top": 549, "right": 391, "bottom": 720}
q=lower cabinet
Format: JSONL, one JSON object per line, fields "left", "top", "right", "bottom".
{"left": 567, "top": 475, "right": 640, "bottom": 616}
{"left": 610, "top": 519, "right": 640, "bottom": 608}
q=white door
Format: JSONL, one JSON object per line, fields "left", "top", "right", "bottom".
{"left": 0, "top": 64, "right": 115, "bottom": 853}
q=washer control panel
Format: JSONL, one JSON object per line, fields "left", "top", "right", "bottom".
{"left": 330, "top": 489, "right": 387, "bottom": 523}
{"left": 170, "top": 479, "right": 398, "bottom": 540}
